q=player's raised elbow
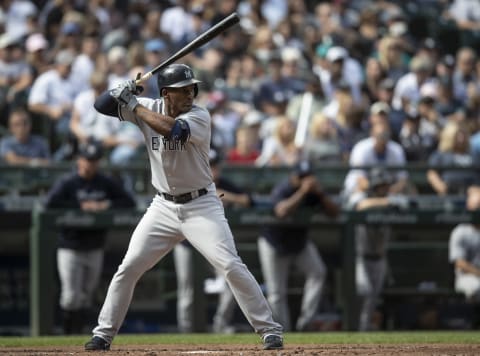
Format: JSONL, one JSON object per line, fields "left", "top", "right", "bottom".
{"left": 94, "top": 91, "right": 119, "bottom": 117}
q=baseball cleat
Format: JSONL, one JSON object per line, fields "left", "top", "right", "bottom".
{"left": 262, "top": 334, "right": 284, "bottom": 350}
{"left": 84, "top": 336, "right": 110, "bottom": 351}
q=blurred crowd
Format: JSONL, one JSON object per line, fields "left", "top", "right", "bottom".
{"left": 1, "top": 0, "right": 480, "bottom": 195}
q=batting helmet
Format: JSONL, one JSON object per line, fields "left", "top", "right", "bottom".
{"left": 157, "top": 64, "right": 201, "bottom": 97}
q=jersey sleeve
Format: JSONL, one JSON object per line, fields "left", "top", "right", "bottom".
{"left": 177, "top": 106, "right": 210, "bottom": 145}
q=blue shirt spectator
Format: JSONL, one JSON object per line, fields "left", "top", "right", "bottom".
{"left": 0, "top": 108, "right": 50, "bottom": 165}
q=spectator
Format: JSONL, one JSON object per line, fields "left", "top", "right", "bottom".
{"left": 258, "top": 160, "right": 339, "bottom": 331}
{"left": 255, "top": 116, "right": 299, "bottom": 167}
{"left": 392, "top": 55, "right": 437, "bottom": 113}
{"left": 435, "top": 75, "right": 463, "bottom": 119}
{"left": 376, "top": 78, "right": 406, "bottom": 138}
{"left": 3, "top": 0, "right": 38, "bottom": 39}
{"left": 207, "top": 90, "right": 242, "bottom": 154}
{"left": 0, "top": 32, "right": 33, "bottom": 120}
{"left": 346, "top": 167, "right": 411, "bottom": 331}
{"left": 105, "top": 45, "right": 130, "bottom": 89}
{"left": 449, "top": 185, "right": 480, "bottom": 304}
{"left": 159, "top": 0, "right": 194, "bottom": 47}
{"left": 303, "top": 113, "right": 342, "bottom": 163}
{"left": 343, "top": 118, "right": 409, "bottom": 197}
{"left": 375, "top": 35, "right": 408, "bottom": 83}
{"left": 44, "top": 139, "right": 136, "bottom": 334}
{"left": 452, "top": 47, "right": 477, "bottom": 105}
{"left": 0, "top": 108, "right": 50, "bottom": 165}
{"left": 427, "top": 121, "right": 479, "bottom": 196}
{"left": 140, "top": 38, "right": 169, "bottom": 98}
{"left": 416, "top": 95, "right": 444, "bottom": 143}
{"left": 363, "top": 57, "right": 386, "bottom": 103}
{"left": 226, "top": 124, "right": 261, "bottom": 165}
{"left": 322, "top": 80, "right": 358, "bottom": 130}
{"left": 173, "top": 148, "right": 252, "bottom": 333}
{"left": 69, "top": 32, "right": 101, "bottom": 96}
{"left": 446, "top": 0, "right": 480, "bottom": 48}
{"left": 69, "top": 70, "right": 143, "bottom": 168}
{"left": 286, "top": 74, "right": 326, "bottom": 145}
{"left": 214, "top": 56, "right": 254, "bottom": 105}
{"left": 336, "top": 106, "right": 369, "bottom": 162}
{"left": 28, "top": 49, "right": 77, "bottom": 158}
{"left": 252, "top": 53, "right": 298, "bottom": 117}
{"left": 25, "top": 32, "right": 50, "bottom": 77}
{"left": 316, "top": 46, "right": 363, "bottom": 104}
{"left": 398, "top": 113, "right": 437, "bottom": 162}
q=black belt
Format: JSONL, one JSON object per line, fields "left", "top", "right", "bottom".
{"left": 158, "top": 188, "right": 208, "bottom": 204}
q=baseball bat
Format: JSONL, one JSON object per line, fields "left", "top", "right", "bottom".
{"left": 136, "top": 12, "right": 240, "bottom": 85}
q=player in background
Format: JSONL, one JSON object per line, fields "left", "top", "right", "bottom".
{"left": 44, "top": 139, "right": 136, "bottom": 334}
{"left": 85, "top": 63, "right": 283, "bottom": 351}
{"left": 449, "top": 185, "right": 480, "bottom": 315}
{"left": 258, "top": 160, "right": 339, "bottom": 331}
{"left": 345, "top": 167, "right": 410, "bottom": 331}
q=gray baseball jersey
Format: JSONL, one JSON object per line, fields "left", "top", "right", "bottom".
{"left": 119, "top": 98, "right": 212, "bottom": 194}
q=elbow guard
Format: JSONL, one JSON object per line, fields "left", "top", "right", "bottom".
{"left": 94, "top": 91, "right": 119, "bottom": 117}
{"left": 169, "top": 119, "right": 190, "bottom": 144}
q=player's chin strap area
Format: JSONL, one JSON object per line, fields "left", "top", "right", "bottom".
{"left": 158, "top": 188, "right": 208, "bottom": 204}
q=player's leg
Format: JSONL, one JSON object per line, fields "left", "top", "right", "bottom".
{"left": 293, "top": 240, "right": 327, "bottom": 331}
{"left": 80, "top": 249, "right": 104, "bottom": 332}
{"left": 57, "top": 248, "right": 85, "bottom": 334}
{"left": 83, "top": 249, "right": 104, "bottom": 309}
{"left": 356, "top": 257, "right": 373, "bottom": 331}
{"left": 173, "top": 242, "right": 194, "bottom": 333}
{"left": 181, "top": 194, "right": 283, "bottom": 338}
{"left": 91, "top": 197, "right": 180, "bottom": 344}
{"left": 257, "top": 236, "right": 291, "bottom": 331}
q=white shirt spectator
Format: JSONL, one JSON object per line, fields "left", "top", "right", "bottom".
{"left": 73, "top": 89, "right": 118, "bottom": 141}
{"left": 314, "top": 47, "right": 364, "bottom": 103}
{"left": 343, "top": 137, "right": 408, "bottom": 195}
{"left": 28, "top": 69, "right": 76, "bottom": 118}
{"left": 160, "top": 6, "right": 194, "bottom": 44}
{"left": 70, "top": 54, "right": 96, "bottom": 95}
{"left": 448, "top": 0, "right": 480, "bottom": 24}
{"left": 392, "top": 72, "right": 437, "bottom": 111}
{"left": 5, "top": 0, "right": 37, "bottom": 38}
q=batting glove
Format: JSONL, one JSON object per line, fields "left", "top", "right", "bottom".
{"left": 110, "top": 80, "right": 139, "bottom": 112}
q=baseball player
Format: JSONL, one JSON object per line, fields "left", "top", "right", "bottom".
{"left": 84, "top": 64, "right": 283, "bottom": 351}
{"left": 258, "top": 161, "right": 339, "bottom": 332}
{"left": 346, "top": 167, "right": 410, "bottom": 331}
{"left": 44, "top": 140, "right": 136, "bottom": 334}
{"left": 449, "top": 185, "right": 480, "bottom": 303}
